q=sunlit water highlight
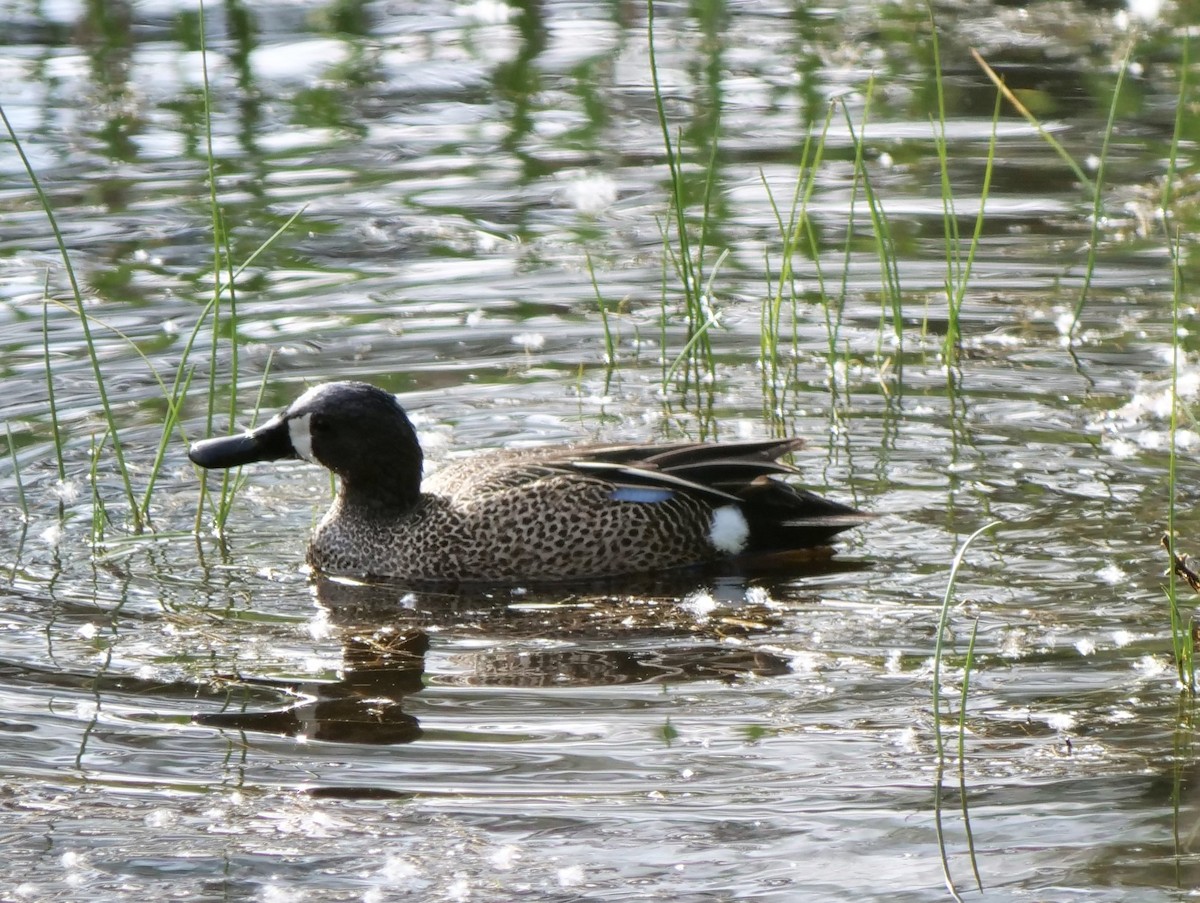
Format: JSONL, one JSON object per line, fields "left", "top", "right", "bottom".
{"left": 2, "top": 0, "right": 1200, "bottom": 900}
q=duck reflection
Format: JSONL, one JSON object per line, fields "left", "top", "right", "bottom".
{"left": 195, "top": 560, "right": 864, "bottom": 746}
{"left": 193, "top": 626, "right": 429, "bottom": 745}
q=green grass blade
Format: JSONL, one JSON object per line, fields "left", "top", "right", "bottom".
{"left": 213, "top": 357, "right": 276, "bottom": 530}
{"left": 1162, "top": 23, "right": 1192, "bottom": 692}
{"left": 6, "top": 424, "right": 29, "bottom": 523}
{"left": 41, "top": 292, "right": 66, "bottom": 484}
{"left": 971, "top": 48, "right": 1093, "bottom": 193}
{"left": 957, "top": 617, "right": 984, "bottom": 892}
{"left": 932, "top": 521, "right": 999, "bottom": 899}
{"left": 647, "top": 0, "right": 720, "bottom": 395}
{"left": 586, "top": 252, "right": 617, "bottom": 366}
{"left": 1166, "top": 222, "right": 1193, "bottom": 691}
{"left": 841, "top": 89, "right": 903, "bottom": 360}
{"left": 647, "top": 1, "right": 696, "bottom": 308}
{"left": 0, "top": 103, "right": 142, "bottom": 530}
{"left": 1069, "top": 42, "right": 1133, "bottom": 334}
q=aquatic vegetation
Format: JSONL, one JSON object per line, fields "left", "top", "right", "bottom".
{"left": 2, "top": 0, "right": 1200, "bottom": 898}
{"left": 1166, "top": 220, "right": 1194, "bottom": 691}
{"left": 647, "top": 0, "right": 720, "bottom": 400}
{"left": 0, "top": 104, "right": 140, "bottom": 529}
{"left": 0, "top": 4, "right": 301, "bottom": 544}
{"left": 932, "top": 522, "right": 997, "bottom": 898}
{"left": 930, "top": 19, "right": 999, "bottom": 375}
{"left": 1163, "top": 36, "right": 1193, "bottom": 694}
{"left": 5, "top": 424, "right": 27, "bottom": 523}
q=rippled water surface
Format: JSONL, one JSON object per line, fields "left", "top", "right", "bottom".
{"left": 3, "top": 0, "right": 1200, "bottom": 899}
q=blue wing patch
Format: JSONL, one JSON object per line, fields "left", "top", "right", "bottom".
{"left": 609, "top": 486, "right": 676, "bottom": 504}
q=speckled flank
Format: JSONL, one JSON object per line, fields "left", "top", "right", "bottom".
{"left": 189, "top": 382, "right": 872, "bottom": 583}
{"left": 307, "top": 442, "right": 865, "bottom": 582}
{"left": 309, "top": 459, "right": 724, "bottom": 581}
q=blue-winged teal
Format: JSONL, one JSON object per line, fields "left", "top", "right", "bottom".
{"left": 188, "top": 381, "right": 871, "bottom": 583}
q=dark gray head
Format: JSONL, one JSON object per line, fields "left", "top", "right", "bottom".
{"left": 188, "top": 381, "right": 424, "bottom": 511}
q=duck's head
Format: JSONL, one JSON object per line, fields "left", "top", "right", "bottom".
{"left": 188, "top": 381, "right": 423, "bottom": 509}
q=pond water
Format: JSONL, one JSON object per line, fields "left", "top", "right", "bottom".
{"left": 3, "top": 0, "right": 1200, "bottom": 899}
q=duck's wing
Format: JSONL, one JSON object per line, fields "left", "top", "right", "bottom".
{"left": 560, "top": 439, "right": 807, "bottom": 504}
{"left": 427, "top": 439, "right": 870, "bottom": 549}
{"left": 576, "top": 440, "right": 873, "bottom": 545}
{"left": 426, "top": 440, "right": 801, "bottom": 501}
{"left": 562, "top": 438, "right": 805, "bottom": 468}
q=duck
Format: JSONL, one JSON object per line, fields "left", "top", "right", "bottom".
{"left": 187, "top": 381, "right": 871, "bottom": 583}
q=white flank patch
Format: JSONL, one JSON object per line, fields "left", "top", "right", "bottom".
{"left": 288, "top": 412, "right": 315, "bottom": 462}
{"left": 708, "top": 505, "right": 749, "bottom": 555}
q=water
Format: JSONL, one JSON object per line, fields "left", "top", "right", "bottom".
{"left": 2, "top": 0, "right": 1198, "bottom": 899}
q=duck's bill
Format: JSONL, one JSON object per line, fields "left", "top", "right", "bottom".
{"left": 188, "top": 415, "right": 295, "bottom": 469}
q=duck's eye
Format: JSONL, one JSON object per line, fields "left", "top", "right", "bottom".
{"left": 308, "top": 414, "right": 331, "bottom": 433}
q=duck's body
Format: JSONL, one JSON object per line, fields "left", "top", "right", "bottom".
{"left": 188, "top": 382, "right": 871, "bottom": 583}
